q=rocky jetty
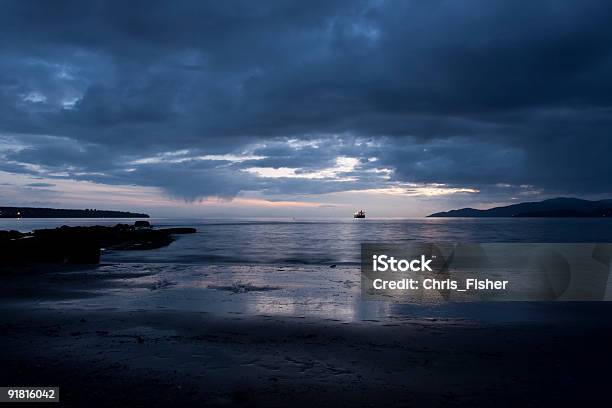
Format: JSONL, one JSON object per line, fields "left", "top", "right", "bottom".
{"left": 0, "top": 223, "right": 196, "bottom": 270}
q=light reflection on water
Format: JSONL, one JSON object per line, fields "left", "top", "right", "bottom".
{"left": 23, "top": 261, "right": 612, "bottom": 324}
{"left": 40, "top": 263, "right": 369, "bottom": 321}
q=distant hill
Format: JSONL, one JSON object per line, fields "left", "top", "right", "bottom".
{"left": 0, "top": 206, "right": 149, "bottom": 218}
{"left": 428, "top": 198, "right": 612, "bottom": 218}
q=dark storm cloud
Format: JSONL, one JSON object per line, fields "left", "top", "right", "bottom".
{"left": 0, "top": 0, "right": 611, "bottom": 200}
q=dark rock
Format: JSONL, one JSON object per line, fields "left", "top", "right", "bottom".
{"left": 0, "top": 230, "right": 26, "bottom": 241}
{"left": 162, "top": 227, "right": 197, "bottom": 234}
{"left": 0, "top": 224, "right": 196, "bottom": 271}
{"left": 1, "top": 230, "right": 101, "bottom": 266}
{"left": 106, "top": 229, "right": 174, "bottom": 250}
{"left": 134, "top": 220, "right": 151, "bottom": 229}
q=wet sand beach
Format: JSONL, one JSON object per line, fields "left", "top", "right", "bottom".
{"left": 2, "top": 261, "right": 612, "bottom": 407}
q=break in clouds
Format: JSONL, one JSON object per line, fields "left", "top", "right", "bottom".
{"left": 1, "top": 0, "right": 612, "bottom": 207}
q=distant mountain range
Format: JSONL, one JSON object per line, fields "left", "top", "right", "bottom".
{"left": 428, "top": 198, "right": 612, "bottom": 218}
{"left": 0, "top": 206, "right": 149, "bottom": 218}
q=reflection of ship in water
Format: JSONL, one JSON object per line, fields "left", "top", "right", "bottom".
{"left": 353, "top": 210, "right": 366, "bottom": 219}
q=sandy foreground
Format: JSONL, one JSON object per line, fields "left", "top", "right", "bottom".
{"left": 1, "top": 264, "right": 612, "bottom": 407}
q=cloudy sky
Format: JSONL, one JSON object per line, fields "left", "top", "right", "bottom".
{"left": 1, "top": 0, "right": 611, "bottom": 217}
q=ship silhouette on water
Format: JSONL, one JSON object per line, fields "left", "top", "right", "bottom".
{"left": 353, "top": 210, "right": 366, "bottom": 219}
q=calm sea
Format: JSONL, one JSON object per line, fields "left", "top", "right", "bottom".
{"left": 2, "top": 217, "right": 612, "bottom": 266}
{"left": 3, "top": 217, "right": 612, "bottom": 322}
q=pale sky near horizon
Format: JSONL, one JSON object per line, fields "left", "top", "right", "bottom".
{"left": 1, "top": 1, "right": 611, "bottom": 217}
{"left": 0, "top": 168, "right": 498, "bottom": 218}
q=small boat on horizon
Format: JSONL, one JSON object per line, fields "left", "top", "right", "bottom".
{"left": 353, "top": 210, "right": 366, "bottom": 219}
